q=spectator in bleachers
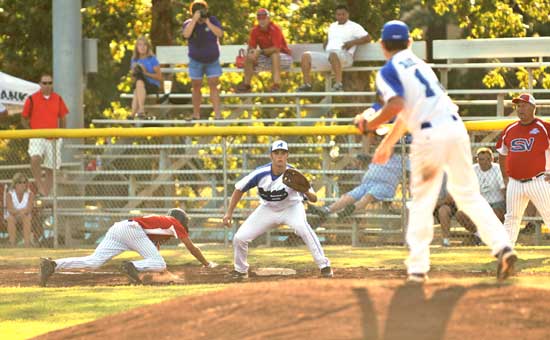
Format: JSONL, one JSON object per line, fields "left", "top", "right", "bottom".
{"left": 235, "top": 8, "right": 292, "bottom": 93}
{"left": 0, "top": 102, "right": 7, "bottom": 116}
{"left": 22, "top": 73, "right": 68, "bottom": 196}
{"left": 130, "top": 36, "right": 162, "bottom": 120}
{"left": 436, "top": 193, "right": 480, "bottom": 247}
{"left": 474, "top": 147, "right": 506, "bottom": 221}
{"left": 297, "top": 4, "right": 370, "bottom": 92}
{"left": 183, "top": 0, "right": 223, "bottom": 120}
{"left": 308, "top": 130, "right": 406, "bottom": 222}
{"left": 5, "top": 173, "right": 34, "bottom": 247}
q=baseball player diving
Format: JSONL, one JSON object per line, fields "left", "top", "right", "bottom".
{"left": 222, "top": 140, "right": 333, "bottom": 280}
{"left": 356, "top": 20, "right": 517, "bottom": 283}
{"left": 38, "top": 208, "right": 217, "bottom": 286}
{"left": 496, "top": 93, "right": 550, "bottom": 244}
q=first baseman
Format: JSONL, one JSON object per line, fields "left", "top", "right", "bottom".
{"left": 222, "top": 140, "right": 332, "bottom": 280}
{"left": 39, "top": 208, "right": 216, "bottom": 286}
{"left": 359, "top": 20, "right": 516, "bottom": 283}
{"left": 496, "top": 93, "right": 550, "bottom": 244}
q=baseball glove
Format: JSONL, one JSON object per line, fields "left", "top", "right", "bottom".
{"left": 283, "top": 168, "right": 311, "bottom": 193}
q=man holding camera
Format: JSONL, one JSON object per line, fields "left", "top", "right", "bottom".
{"left": 183, "top": 0, "right": 223, "bottom": 120}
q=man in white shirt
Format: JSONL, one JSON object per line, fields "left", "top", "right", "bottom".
{"left": 473, "top": 147, "right": 506, "bottom": 220}
{"left": 297, "top": 4, "right": 370, "bottom": 92}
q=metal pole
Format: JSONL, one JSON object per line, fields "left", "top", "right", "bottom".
{"left": 53, "top": 139, "right": 59, "bottom": 248}
{"left": 53, "top": 0, "right": 83, "bottom": 130}
{"left": 400, "top": 137, "right": 408, "bottom": 246}
{"left": 222, "top": 137, "right": 229, "bottom": 247}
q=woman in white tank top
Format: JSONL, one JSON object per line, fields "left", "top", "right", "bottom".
{"left": 6, "top": 173, "right": 34, "bottom": 247}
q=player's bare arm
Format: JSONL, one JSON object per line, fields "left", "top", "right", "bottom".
{"left": 368, "top": 96, "right": 405, "bottom": 130}
{"left": 223, "top": 189, "right": 244, "bottom": 227}
{"left": 180, "top": 236, "right": 211, "bottom": 267}
{"left": 373, "top": 117, "right": 407, "bottom": 164}
{"left": 304, "top": 190, "right": 318, "bottom": 203}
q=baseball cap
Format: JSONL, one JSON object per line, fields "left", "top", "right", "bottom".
{"left": 512, "top": 93, "right": 536, "bottom": 106}
{"left": 381, "top": 20, "right": 410, "bottom": 41}
{"left": 257, "top": 8, "right": 270, "bottom": 17}
{"left": 271, "top": 140, "right": 288, "bottom": 152}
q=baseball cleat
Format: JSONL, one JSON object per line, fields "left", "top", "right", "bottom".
{"left": 337, "top": 204, "right": 356, "bottom": 219}
{"left": 406, "top": 273, "right": 428, "bottom": 284}
{"left": 120, "top": 261, "right": 142, "bottom": 284}
{"left": 320, "top": 266, "right": 333, "bottom": 278}
{"left": 308, "top": 204, "right": 329, "bottom": 222}
{"left": 229, "top": 270, "right": 249, "bottom": 281}
{"left": 39, "top": 258, "right": 56, "bottom": 287}
{"left": 496, "top": 247, "right": 517, "bottom": 281}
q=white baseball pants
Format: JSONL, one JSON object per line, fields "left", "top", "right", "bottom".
{"left": 54, "top": 220, "right": 166, "bottom": 272}
{"left": 504, "top": 177, "right": 550, "bottom": 244}
{"left": 406, "top": 122, "right": 512, "bottom": 274}
{"left": 233, "top": 203, "right": 330, "bottom": 273}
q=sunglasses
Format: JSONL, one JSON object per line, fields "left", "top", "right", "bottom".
{"left": 16, "top": 181, "right": 28, "bottom": 184}
{"left": 257, "top": 14, "right": 269, "bottom": 18}
{"left": 41, "top": 81, "right": 53, "bottom": 85}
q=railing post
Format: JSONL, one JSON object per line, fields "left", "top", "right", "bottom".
{"left": 400, "top": 137, "right": 408, "bottom": 245}
{"left": 528, "top": 68, "right": 534, "bottom": 90}
{"left": 440, "top": 68, "right": 448, "bottom": 89}
{"left": 496, "top": 93, "right": 505, "bottom": 116}
{"left": 222, "top": 136, "right": 229, "bottom": 247}
{"left": 352, "top": 219, "right": 358, "bottom": 247}
{"left": 53, "top": 139, "right": 59, "bottom": 248}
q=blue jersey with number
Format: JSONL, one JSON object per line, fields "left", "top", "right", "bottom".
{"left": 375, "top": 49, "right": 459, "bottom": 134}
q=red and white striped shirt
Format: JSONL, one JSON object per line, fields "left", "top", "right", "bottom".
{"left": 496, "top": 118, "right": 550, "bottom": 180}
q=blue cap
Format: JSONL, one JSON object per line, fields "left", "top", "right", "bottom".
{"left": 381, "top": 20, "right": 410, "bottom": 41}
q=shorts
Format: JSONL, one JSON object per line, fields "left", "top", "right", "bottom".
{"left": 489, "top": 201, "right": 506, "bottom": 211}
{"left": 188, "top": 57, "right": 222, "bottom": 80}
{"left": 28, "top": 138, "right": 62, "bottom": 170}
{"left": 254, "top": 53, "right": 293, "bottom": 72}
{"left": 347, "top": 181, "right": 396, "bottom": 201}
{"left": 305, "top": 50, "right": 353, "bottom": 71}
{"left": 133, "top": 73, "right": 160, "bottom": 94}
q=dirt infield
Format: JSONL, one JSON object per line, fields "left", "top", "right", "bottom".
{"left": 32, "top": 278, "right": 550, "bottom": 340}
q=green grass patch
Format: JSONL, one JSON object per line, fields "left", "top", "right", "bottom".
{"left": 0, "top": 284, "right": 224, "bottom": 340}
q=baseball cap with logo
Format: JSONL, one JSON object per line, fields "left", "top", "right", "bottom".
{"left": 257, "top": 8, "right": 270, "bottom": 18}
{"left": 271, "top": 140, "right": 288, "bottom": 152}
{"left": 512, "top": 93, "right": 536, "bottom": 106}
{"left": 381, "top": 20, "right": 410, "bottom": 41}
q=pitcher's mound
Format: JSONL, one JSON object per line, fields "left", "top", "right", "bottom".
{"left": 36, "top": 279, "right": 550, "bottom": 340}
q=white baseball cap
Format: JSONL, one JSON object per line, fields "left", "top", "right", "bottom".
{"left": 270, "top": 140, "right": 288, "bottom": 152}
{"left": 512, "top": 93, "right": 536, "bottom": 106}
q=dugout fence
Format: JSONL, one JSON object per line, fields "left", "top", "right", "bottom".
{"left": 0, "top": 122, "right": 547, "bottom": 248}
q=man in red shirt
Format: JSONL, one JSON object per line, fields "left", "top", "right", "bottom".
{"left": 235, "top": 8, "right": 292, "bottom": 93}
{"left": 38, "top": 208, "right": 218, "bottom": 286}
{"left": 496, "top": 93, "right": 550, "bottom": 244}
{"left": 21, "top": 73, "right": 68, "bottom": 196}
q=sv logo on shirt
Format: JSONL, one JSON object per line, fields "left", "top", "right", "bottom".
{"left": 510, "top": 137, "right": 535, "bottom": 152}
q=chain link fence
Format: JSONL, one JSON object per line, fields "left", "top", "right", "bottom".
{"left": 0, "top": 129, "right": 547, "bottom": 248}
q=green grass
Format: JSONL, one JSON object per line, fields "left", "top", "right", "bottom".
{"left": 0, "top": 245, "right": 549, "bottom": 339}
{"left": 0, "top": 285, "right": 224, "bottom": 340}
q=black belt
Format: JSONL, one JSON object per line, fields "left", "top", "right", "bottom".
{"left": 420, "top": 115, "right": 459, "bottom": 129}
{"left": 517, "top": 172, "right": 545, "bottom": 183}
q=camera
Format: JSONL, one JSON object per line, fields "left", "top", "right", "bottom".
{"left": 132, "top": 64, "right": 144, "bottom": 78}
{"left": 199, "top": 9, "right": 208, "bottom": 18}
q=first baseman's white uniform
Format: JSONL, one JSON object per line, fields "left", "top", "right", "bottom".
{"left": 376, "top": 48, "right": 512, "bottom": 274}
{"left": 233, "top": 163, "right": 330, "bottom": 273}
